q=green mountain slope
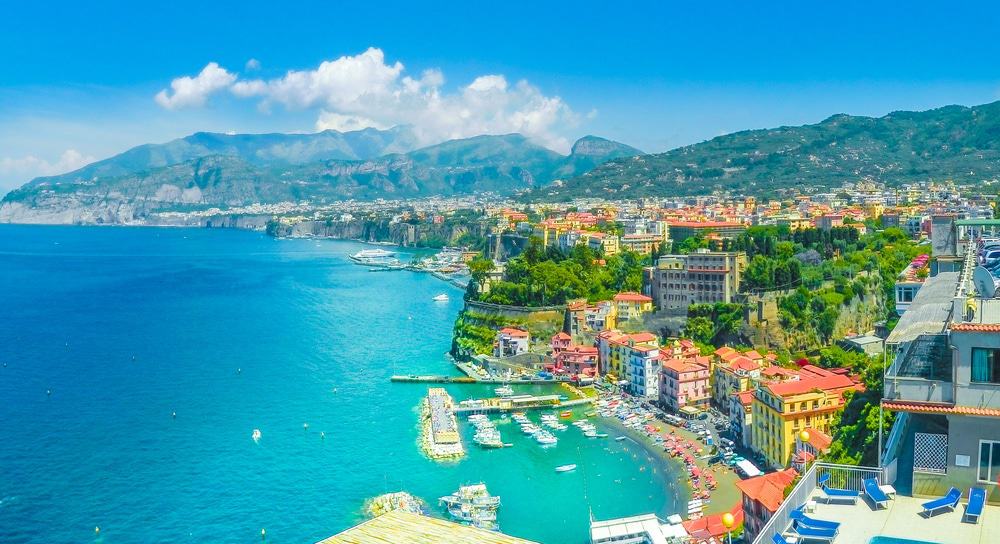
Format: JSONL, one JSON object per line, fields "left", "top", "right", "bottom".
{"left": 1, "top": 132, "right": 640, "bottom": 224}
{"left": 543, "top": 101, "right": 1000, "bottom": 200}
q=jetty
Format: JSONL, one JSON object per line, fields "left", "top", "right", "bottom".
{"left": 420, "top": 388, "right": 464, "bottom": 460}
{"left": 454, "top": 394, "right": 594, "bottom": 415}
{"left": 391, "top": 374, "right": 567, "bottom": 385}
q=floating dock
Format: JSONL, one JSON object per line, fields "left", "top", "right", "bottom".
{"left": 421, "top": 388, "right": 464, "bottom": 460}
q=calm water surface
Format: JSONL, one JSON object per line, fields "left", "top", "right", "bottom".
{"left": 0, "top": 225, "right": 682, "bottom": 543}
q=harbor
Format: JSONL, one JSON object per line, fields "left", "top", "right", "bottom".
{"left": 421, "top": 388, "right": 465, "bottom": 460}
{"left": 350, "top": 246, "right": 472, "bottom": 288}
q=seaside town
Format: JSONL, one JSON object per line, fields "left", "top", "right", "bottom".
{"left": 317, "top": 177, "right": 1000, "bottom": 543}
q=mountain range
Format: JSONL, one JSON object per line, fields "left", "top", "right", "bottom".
{"left": 0, "top": 128, "right": 640, "bottom": 224}
{"left": 543, "top": 101, "right": 1000, "bottom": 200}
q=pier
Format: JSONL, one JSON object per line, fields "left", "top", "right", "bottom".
{"left": 454, "top": 394, "right": 595, "bottom": 415}
{"left": 391, "top": 374, "right": 570, "bottom": 385}
{"left": 421, "top": 388, "right": 464, "bottom": 459}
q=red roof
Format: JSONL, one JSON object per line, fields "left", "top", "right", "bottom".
{"left": 802, "top": 427, "right": 833, "bottom": 451}
{"left": 551, "top": 332, "right": 571, "bottom": 341}
{"left": 667, "top": 220, "right": 744, "bottom": 228}
{"left": 627, "top": 332, "right": 658, "bottom": 343}
{"left": 498, "top": 327, "right": 529, "bottom": 338}
{"left": 882, "top": 400, "right": 1000, "bottom": 417}
{"left": 714, "top": 346, "right": 736, "bottom": 357}
{"left": 734, "top": 468, "right": 798, "bottom": 512}
{"left": 729, "top": 356, "right": 758, "bottom": 371}
{"left": 682, "top": 505, "right": 743, "bottom": 539}
{"left": 744, "top": 350, "right": 764, "bottom": 360}
{"left": 765, "top": 374, "right": 858, "bottom": 397}
{"left": 734, "top": 390, "right": 756, "bottom": 406}
{"left": 613, "top": 292, "right": 653, "bottom": 303}
{"left": 951, "top": 323, "right": 1000, "bottom": 332}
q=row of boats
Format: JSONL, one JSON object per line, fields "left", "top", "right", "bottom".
{"left": 469, "top": 414, "right": 508, "bottom": 449}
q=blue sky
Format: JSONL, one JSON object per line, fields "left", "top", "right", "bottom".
{"left": 2, "top": 0, "right": 1000, "bottom": 193}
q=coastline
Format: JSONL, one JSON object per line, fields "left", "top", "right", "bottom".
{"left": 596, "top": 412, "right": 742, "bottom": 517}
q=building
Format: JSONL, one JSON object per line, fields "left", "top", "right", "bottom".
{"left": 627, "top": 344, "right": 662, "bottom": 398}
{"left": 586, "top": 232, "right": 619, "bottom": 255}
{"left": 881, "top": 252, "right": 1000, "bottom": 504}
{"left": 711, "top": 354, "right": 764, "bottom": 409}
{"left": 751, "top": 367, "right": 862, "bottom": 468}
{"left": 659, "top": 356, "right": 711, "bottom": 412}
{"left": 645, "top": 250, "right": 748, "bottom": 312}
{"left": 550, "top": 332, "right": 572, "bottom": 355}
{"left": 596, "top": 330, "right": 659, "bottom": 382}
{"left": 735, "top": 468, "right": 798, "bottom": 542}
{"left": 791, "top": 427, "right": 833, "bottom": 473}
{"left": 895, "top": 254, "right": 930, "bottom": 315}
{"left": 730, "top": 390, "right": 755, "bottom": 449}
{"left": 667, "top": 220, "right": 746, "bottom": 242}
{"left": 814, "top": 214, "right": 844, "bottom": 231}
{"left": 620, "top": 233, "right": 665, "bottom": 254}
{"left": 613, "top": 292, "right": 653, "bottom": 323}
{"left": 589, "top": 513, "right": 689, "bottom": 544}
{"left": 494, "top": 328, "right": 529, "bottom": 357}
{"left": 553, "top": 345, "right": 599, "bottom": 378}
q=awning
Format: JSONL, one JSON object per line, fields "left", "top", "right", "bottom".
{"left": 736, "top": 459, "right": 761, "bottom": 477}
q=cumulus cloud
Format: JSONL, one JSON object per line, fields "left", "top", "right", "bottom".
{"left": 154, "top": 62, "right": 237, "bottom": 110}
{"left": 0, "top": 149, "right": 96, "bottom": 191}
{"left": 156, "top": 48, "right": 578, "bottom": 151}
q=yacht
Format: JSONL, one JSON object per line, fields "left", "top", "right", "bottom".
{"left": 252, "top": 429, "right": 261, "bottom": 442}
{"left": 494, "top": 385, "right": 514, "bottom": 397}
{"left": 432, "top": 293, "right": 449, "bottom": 302}
{"left": 555, "top": 464, "right": 577, "bottom": 472}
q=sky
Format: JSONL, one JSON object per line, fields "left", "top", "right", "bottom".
{"left": 3, "top": 0, "right": 1000, "bottom": 194}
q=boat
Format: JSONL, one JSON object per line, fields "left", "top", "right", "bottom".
{"left": 560, "top": 411, "right": 572, "bottom": 417}
{"left": 555, "top": 464, "right": 577, "bottom": 472}
{"left": 433, "top": 293, "right": 449, "bottom": 302}
{"left": 494, "top": 385, "right": 514, "bottom": 397}
{"left": 615, "top": 436, "right": 627, "bottom": 441}
{"left": 252, "top": 429, "right": 261, "bottom": 442}
{"left": 440, "top": 484, "right": 500, "bottom": 530}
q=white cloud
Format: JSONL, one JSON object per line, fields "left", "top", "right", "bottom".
{"left": 0, "top": 149, "right": 96, "bottom": 191}
{"left": 157, "top": 48, "right": 578, "bottom": 152}
{"left": 154, "top": 62, "right": 237, "bottom": 110}
{"left": 245, "top": 58, "right": 261, "bottom": 71}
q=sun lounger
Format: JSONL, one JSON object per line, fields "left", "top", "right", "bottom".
{"left": 817, "top": 474, "right": 860, "bottom": 504}
{"left": 921, "top": 486, "right": 961, "bottom": 517}
{"left": 863, "top": 477, "right": 890, "bottom": 510}
{"left": 965, "top": 487, "right": 986, "bottom": 524}
{"left": 771, "top": 533, "right": 795, "bottom": 544}
{"left": 789, "top": 520, "right": 837, "bottom": 542}
{"left": 790, "top": 508, "right": 841, "bottom": 531}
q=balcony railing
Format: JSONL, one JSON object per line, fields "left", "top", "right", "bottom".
{"left": 750, "top": 462, "right": 884, "bottom": 544}
{"left": 885, "top": 333, "right": 953, "bottom": 403}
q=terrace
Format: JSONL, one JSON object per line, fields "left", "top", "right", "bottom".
{"left": 751, "top": 463, "right": 999, "bottom": 544}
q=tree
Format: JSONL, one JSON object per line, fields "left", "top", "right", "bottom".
{"left": 468, "top": 257, "right": 494, "bottom": 292}
{"left": 684, "top": 317, "right": 715, "bottom": 345}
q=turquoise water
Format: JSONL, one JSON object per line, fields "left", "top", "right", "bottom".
{"left": 0, "top": 225, "right": 682, "bottom": 544}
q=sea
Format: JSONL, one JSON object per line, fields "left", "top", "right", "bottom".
{"left": 0, "top": 225, "right": 683, "bottom": 544}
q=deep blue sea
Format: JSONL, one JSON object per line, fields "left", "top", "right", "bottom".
{"left": 0, "top": 225, "right": 681, "bottom": 543}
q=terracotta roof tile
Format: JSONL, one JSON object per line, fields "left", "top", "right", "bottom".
{"left": 734, "top": 468, "right": 798, "bottom": 512}
{"left": 951, "top": 323, "right": 1000, "bottom": 332}
{"left": 882, "top": 400, "right": 1000, "bottom": 417}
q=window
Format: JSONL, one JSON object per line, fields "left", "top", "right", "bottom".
{"left": 971, "top": 348, "right": 1000, "bottom": 384}
{"left": 979, "top": 440, "right": 1000, "bottom": 483}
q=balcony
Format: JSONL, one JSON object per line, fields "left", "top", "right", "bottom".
{"left": 752, "top": 462, "right": 1000, "bottom": 544}
{"left": 885, "top": 334, "right": 953, "bottom": 404}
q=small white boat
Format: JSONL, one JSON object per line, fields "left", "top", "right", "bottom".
{"left": 433, "top": 293, "right": 449, "bottom": 302}
{"left": 555, "top": 464, "right": 577, "bottom": 472}
{"left": 252, "top": 429, "right": 262, "bottom": 442}
{"left": 615, "top": 436, "right": 627, "bottom": 441}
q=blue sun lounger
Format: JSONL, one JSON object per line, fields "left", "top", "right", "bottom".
{"left": 790, "top": 507, "right": 841, "bottom": 531}
{"left": 863, "top": 477, "right": 890, "bottom": 510}
{"left": 771, "top": 533, "right": 791, "bottom": 544}
{"left": 790, "top": 520, "right": 838, "bottom": 542}
{"left": 965, "top": 487, "right": 986, "bottom": 524}
{"left": 818, "top": 473, "right": 860, "bottom": 504}
{"left": 921, "top": 486, "right": 961, "bottom": 517}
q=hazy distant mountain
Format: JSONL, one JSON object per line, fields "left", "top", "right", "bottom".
{"left": 542, "top": 101, "right": 1000, "bottom": 200}
{"left": 0, "top": 130, "right": 640, "bottom": 224}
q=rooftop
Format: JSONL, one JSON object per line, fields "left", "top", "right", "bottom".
{"left": 735, "top": 468, "right": 798, "bottom": 512}
{"left": 317, "top": 510, "right": 539, "bottom": 544}
{"left": 886, "top": 271, "right": 960, "bottom": 345}
{"left": 795, "top": 490, "right": 999, "bottom": 544}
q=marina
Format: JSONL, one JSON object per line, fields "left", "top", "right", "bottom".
{"left": 421, "top": 388, "right": 465, "bottom": 460}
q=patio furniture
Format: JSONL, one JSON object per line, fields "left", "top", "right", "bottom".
{"left": 789, "top": 520, "right": 838, "bottom": 542}
{"left": 790, "top": 508, "right": 841, "bottom": 531}
{"left": 817, "top": 473, "right": 860, "bottom": 504}
{"left": 771, "top": 533, "right": 795, "bottom": 544}
{"left": 921, "top": 486, "right": 961, "bottom": 517}
{"left": 879, "top": 484, "right": 897, "bottom": 498}
{"left": 863, "top": 477, "right": 891, "bottom": 510}
{"left": 964, "top": 487, "right": 986, "bottom": 524}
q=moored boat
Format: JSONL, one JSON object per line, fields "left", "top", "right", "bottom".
{"left": 555, "top": 464, "right": 577, "bottom": 472}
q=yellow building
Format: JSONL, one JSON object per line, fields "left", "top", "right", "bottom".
{"left": 596, "top": 330, "right": 658, "bottom": 380}
{"left": 612, "top": 292, "right": 653, "bottom": 323}
{"left": 583, "top": 231, "right": 619, "bottom": 256}
{"left": 750, "top": 371, "right": 860, "bottom": 468}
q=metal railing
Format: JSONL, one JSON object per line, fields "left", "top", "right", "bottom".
{"left": 750, "top": 462, "right": 884, "bottom": 544}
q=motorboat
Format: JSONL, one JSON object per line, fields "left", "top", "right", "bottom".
{"left": 494, "top": 385, "right": 514, "bottom": 397}
{"left": 252, "top": 429, "right": 261, "bottom": 442}
{"left": 433, "top": 293, "right": 449, "bottom": 302}
{"left": 555, "top": 464, "right": 577, "bottom": 472}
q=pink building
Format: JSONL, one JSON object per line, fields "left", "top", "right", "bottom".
{"left": 552, "top": 345, "right": 599, "bottom": 378}
{"left": 550, "top": 331, "right": 572, "bottom": 355}
{"left": 659, "top": 356, "right": 711, "bottom": 412}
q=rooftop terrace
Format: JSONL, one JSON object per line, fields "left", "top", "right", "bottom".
{"left": 798, "top": 491, "right": 999, "bottom": 543}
